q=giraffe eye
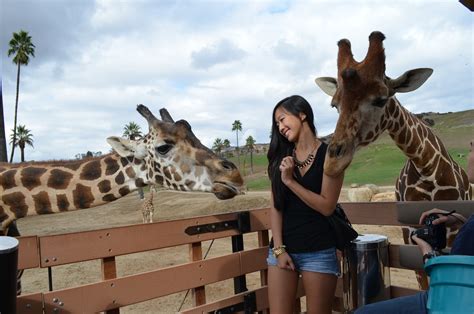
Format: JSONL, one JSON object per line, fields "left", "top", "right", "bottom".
{"left": 372, "top": 97, "right": 388, "bottom": 108}
{"left": 156, "top": 144, "right": 173, "bottom": 155}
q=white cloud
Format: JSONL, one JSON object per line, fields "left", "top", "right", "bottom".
{"left": 1, "top": 0, "right": 472, "bottom": 162}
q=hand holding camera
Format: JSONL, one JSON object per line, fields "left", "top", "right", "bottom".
{"left": 410, "top": 213, "right": 447, "bottom": 251}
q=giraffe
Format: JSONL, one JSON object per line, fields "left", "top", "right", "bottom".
{"left": 0, "top": 104, "right": 244, "bottom": 234}
{"left": 314, "top": 31, "right": 472, "bottom": 290}
{"left": 141, "top": 185, "right": 156, "bottom": 223}
{"left": 468, "top": 140, "right": 474, "bottom": 184}
{"left": 315, "top": 31, "right": 471, "bottom": 201}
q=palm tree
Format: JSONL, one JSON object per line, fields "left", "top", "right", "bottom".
{"left": 10, "top": 124, "right": 33, "bottom": 162}
{"left": 212, "top": 138, "right": 225, "bottom": 157}
{"left": 8, "top": 30, "right": 35, "bottom": 163}
{"left": 231, "top": 120, "right": 242, "bottom": 167}
{"left": 0, "top": 80, "right": 7, "bottom": 162}
{"left": 245, "top": 135, "right": 256, "bottom": 174}
{"left": 123, "top": 121, "right": 142, "bottom": 140}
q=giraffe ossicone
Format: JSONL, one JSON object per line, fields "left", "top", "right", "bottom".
{"left": 315, "top": 31, "right": 471, "bottom": 201}
{"left": 0, "top": 105, "right": 245, "bottom": 234}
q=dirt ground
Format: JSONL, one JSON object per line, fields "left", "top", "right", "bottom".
{"left": 17, "top": 188, "right": 418, "bottom": 313}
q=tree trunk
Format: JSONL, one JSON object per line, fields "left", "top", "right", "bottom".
{"left": 236, "top": 132, "right": 240, "bottom": 167}
{"left": 250, "top": 150, "right": 253, "bottom": 174}
{"left": 20, "top": 147, "right": 25, "bottom": 162}
{"left": 0, "top": 81, "right": 7, "bottom": 162}
{"left": 9, "top": 63, "right": 21, "bottom": 163}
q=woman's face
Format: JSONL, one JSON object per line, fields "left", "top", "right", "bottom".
{"left": 274, "top": 106, "right": 306, "bottom": 143}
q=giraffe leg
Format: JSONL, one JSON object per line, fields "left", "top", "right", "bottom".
{"left": 402, "top": 227, "right": 429, "bottom": 290}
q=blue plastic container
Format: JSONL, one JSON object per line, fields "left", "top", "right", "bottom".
{"left": 425, "top": 255, "right": 474, "bottom": 314}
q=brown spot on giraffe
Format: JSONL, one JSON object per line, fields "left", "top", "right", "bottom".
{"left": 115, "top": 172, "right": 125, "bottom": 185}
{"left": 173, "top": 172, "right": 182, "bottom": 182}
{"left": 98, "top": 180, "right": 112, "bottom": 193}
{"left": 33, "top": 192, "right": 53, "bottom": 214}
{"left": 81, "top": 160, "right": 102, "bottom": 181}
{"left": 104, "top": 156, "right": 120, "bottom": 175}
{"left": 163, "top": 167, "right": 172, "bottom": 180}
{"left": 2, "top": 192, "right": 28, "bottom": 218}
{"left": 57, "top": 194, "right": 70, "bottom": 211}
{"left": 119, "top": 186, "right": 130, "bottom": 196}
{"left": 73, "top": 184, "right": 94, "bottom": 209}
{"left": 102, "top": 194, "right": 117, "bottom": 202}
{"left": 21, "top": 167, "right": 48, "bottom": 191}
{"left": 0, "top": 169, "right": 17, "bottom": 189}
{"left": 135, "top": 178, "right": 146, "bottom": 187}
{"left": 48, "top": 169, "right": 73, "bottom": 189}
{"left": 125, "top": 166, "right": 136, "bottom": 178}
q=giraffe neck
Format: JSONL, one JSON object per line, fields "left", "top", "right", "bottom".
{"left": 0, "top": 153, "right": 147, "bottom": 230}
{"left": 384, "top": 98, "right": 452, "bottom": 177}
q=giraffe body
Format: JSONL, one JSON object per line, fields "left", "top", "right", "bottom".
{"left": 0, "top": 105, "right": 244, "bottom": 234}
{"left": 468, "top": 140, "right": 474, "bottom": 184}
{"left": 141, "top": 186, "right": 156, "bottom": 223}
{"left": 315, "top": 31, "right": 472, "bottom": 202}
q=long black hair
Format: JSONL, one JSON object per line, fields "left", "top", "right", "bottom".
{"left": 267, "top": 95, "right": 317, "bottom": 211}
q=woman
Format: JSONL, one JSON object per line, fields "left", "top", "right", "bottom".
{"left": 267, "top": 95, "right": 344, "bottom": 314}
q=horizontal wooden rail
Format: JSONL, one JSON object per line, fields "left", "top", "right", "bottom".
{"left": 18, "top": 247, "right": 267, "bottom": 313}
{"left": 35, "top": 208, "right": 269, "bottom": 267}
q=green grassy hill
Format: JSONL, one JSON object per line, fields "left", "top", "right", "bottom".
{"left": 234, "top": 110, "right": 473, "bottom": 190}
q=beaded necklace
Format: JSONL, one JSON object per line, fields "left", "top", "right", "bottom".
{"left": 292, "top": 146, "right": 317, "bottom": 169}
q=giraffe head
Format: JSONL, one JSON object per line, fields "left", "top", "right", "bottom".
{"left": 107, "top": 105, "right": 244, "bottom": 199}
{"left": 315, "top": 31, "right": 433, "bottom": 177}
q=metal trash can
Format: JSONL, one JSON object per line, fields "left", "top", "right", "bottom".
{"left": 0, "top": 236, "right": 19, "bottom": 314}
{"left": 342, "top": 234, "right": 390, "bottom": 312}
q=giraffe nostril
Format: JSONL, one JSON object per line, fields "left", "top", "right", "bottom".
{"left": 221, "top": 160, "right": 237, "bottom": 170}
{"left": 330, "top": 144, "right": 345, "bottom": 158}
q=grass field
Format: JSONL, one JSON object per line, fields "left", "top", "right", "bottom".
{"left": 231, "top": 110, "right": 473, "bottom": 190}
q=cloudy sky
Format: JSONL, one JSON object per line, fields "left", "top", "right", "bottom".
{"left": 1, "top": 0, "right": 472, "bottom": 162}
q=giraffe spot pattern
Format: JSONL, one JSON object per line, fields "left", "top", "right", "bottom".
{"left": 125, "top": 166, "right": 136, "bottom": 178}
{"left": 80, "top": 160, "right": 102, "bottom": 181}
{"left": 21, "top": 167, "right": 47, "bottom": 191}
{"left": 48, "top": 169, "right": 73, "bottom": 189}
{"left": 185, "top": 180, "right": 195, "bottom": 189}
{"left": 115, "top": 172, "right": 125, "bottom": 185}
{"left": 73, "top": 184, "right": 94, "bottom": 209}
{"left": 98, "top": 180, "right": 112, "bottom": 193}
{"left": 154, "top": 175, "right": 164, "bottom": 185}
{"left": 2, "top": 192, "right": 28, "bottom": 218}
{"left": 56, "top": 194, "right": 69, "bottom": 211}
{"left": 135, "top": 178, "right": 146, "bottom": 187}
{"left": 104, "top": 157, "right": 120, "bottom": 175}
{"left": 163, "top": 167, "right": 172, "bottom": 180}
{"left": 120, "top": 157, "right": 128, "bottom": 167}
{"left": 0, "top": 205, "right": 8, "bottom": 222}
{"left": 103, "top": 194, "right": 117, "bottom": 202}
{"left": 0, "top": 169, "right": 17, "bottom": 189}
{"left": 33, "top": 191, "right": 53, "bottom": 214}
{"left": 119, "top": 186, "right": 130, "bottom": 196}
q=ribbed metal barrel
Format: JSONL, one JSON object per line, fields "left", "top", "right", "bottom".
{"left": 0, "top": 236, "right": 19, "bottom": 314}
{"left": 342, "top": 234, "right": 391, "bottom": 312}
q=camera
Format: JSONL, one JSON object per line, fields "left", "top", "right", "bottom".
{"left": 410, "top": 214, "right": 447, "bottom": 250}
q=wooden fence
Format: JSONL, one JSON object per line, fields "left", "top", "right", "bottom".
{"left": 15, "top": 200, "right": 474, "bottom": 313}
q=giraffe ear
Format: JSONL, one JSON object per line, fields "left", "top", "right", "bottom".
{"left": 388, "top": 68, "right": 433, "bottom": 93}
{"left": 315, "top": 77, "right": 337, "bottom": 96}
{"left": 107, "top": 136, "right": 147, "bottom": 159}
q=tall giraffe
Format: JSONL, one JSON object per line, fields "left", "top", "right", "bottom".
{"left": 0, "top": 105, "right": 244, "bottom": 235}
{"left": 315, "top": 31, "right": 471, "bottom": 290}
{"left": 315, "top": 31, "right": 472, "bottom": 201}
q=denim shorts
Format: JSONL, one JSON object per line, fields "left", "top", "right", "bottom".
{"left": 267, "top": 247, "right": 340, "bottom": 276}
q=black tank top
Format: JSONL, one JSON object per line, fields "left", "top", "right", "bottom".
{"left": 281, "top": 142, "right": 336, "bottom": 253}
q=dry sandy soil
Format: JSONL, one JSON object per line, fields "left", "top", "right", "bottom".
{"left": 17, "top": 188, "right": 418, "bottom": 313}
